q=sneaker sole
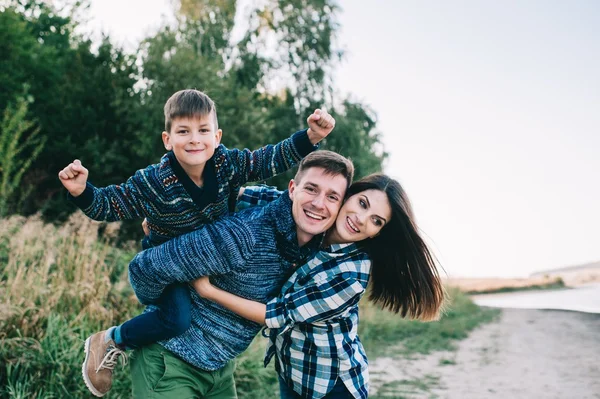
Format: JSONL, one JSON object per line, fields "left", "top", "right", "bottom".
{"left": 82, "top": 337, "right": 106, "bottom": 397}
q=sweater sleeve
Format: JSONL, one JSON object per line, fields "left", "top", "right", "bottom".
{"left": 68, "top": 167, "right": 154, "bottom": 221}
{"left": 226, "top": 129, "right": 317, "bottom": 185}
{"left": 128, "top": 215, "right": 256, "bottom": 305}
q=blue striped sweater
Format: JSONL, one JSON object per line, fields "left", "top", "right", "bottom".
{"left": 128, "top": 193, "right": 323, "bottom": 371}
{"left": 69, "top": 130, "right": 315, "bottom": 247}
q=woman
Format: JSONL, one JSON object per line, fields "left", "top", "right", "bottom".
{"left": 193, "top": 174, "right": 444, "bottom": 398}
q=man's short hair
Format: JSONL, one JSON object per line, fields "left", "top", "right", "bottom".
{"left": 164, "top": 89, "right": 218, "bottom": 132}
{"left": 294, "top": 150, "right": 354, "bottom": 188}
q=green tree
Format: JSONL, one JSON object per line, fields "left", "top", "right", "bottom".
{"left": 0, "top": 95, "right": 46, "bottom": 216}
{"left": 0, "top": 0, "right": 386, "bottom": 220}
{"left": 0, "top": 2, "right": 141, "bottom": 218}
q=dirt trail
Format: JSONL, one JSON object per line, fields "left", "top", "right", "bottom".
{"left": 369, "top": 309, "right": 600, "bottom": 399}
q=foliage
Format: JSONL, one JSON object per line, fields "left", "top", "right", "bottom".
{"left": 0, "top": 95, "right": 46, "bottom": 216}
{"left": 0, "top": 1, "right": 141, "bottom": 220}
{"left": 0, "top": 0, "right": 387, "bottom": 225}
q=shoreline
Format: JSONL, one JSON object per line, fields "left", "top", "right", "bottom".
{"left": 469, "top": 283, "right": 600, "bottom": 314}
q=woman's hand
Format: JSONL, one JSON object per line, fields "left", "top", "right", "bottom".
{"left": 191, "top": 276, "right": 214, "bottom": 299}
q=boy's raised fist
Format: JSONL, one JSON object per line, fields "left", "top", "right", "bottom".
{"left": 58, "top": 159, "right": 89, "bottom": 197}
{"left": 307, "top": 108, "right": 335, "bottom": 145}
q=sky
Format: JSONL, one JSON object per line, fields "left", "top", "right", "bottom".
{"left": 84, "top": 0, "right": 600, "bottom": 278}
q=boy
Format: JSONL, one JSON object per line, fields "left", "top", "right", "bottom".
{"left": 58, "top": 89, "right": 335, "bottom": 397}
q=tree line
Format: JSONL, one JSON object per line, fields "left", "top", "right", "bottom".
{"left": 0, "top": 0, "right": 386, "bottom": 226}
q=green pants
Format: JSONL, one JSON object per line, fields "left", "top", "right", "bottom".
{"left": 130, "top": 343, "right": 237, "bottom": 399}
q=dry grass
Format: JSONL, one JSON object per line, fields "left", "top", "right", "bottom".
{"left": 0, "top": 213, "right": 136, "bottom": 340}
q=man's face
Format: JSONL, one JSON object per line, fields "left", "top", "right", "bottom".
{"left": 288, "top": 167, "right": 347, "bottom": 246}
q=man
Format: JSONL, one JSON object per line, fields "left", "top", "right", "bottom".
{"left": 126, "top": 151, "right": 353, "bottom": 398}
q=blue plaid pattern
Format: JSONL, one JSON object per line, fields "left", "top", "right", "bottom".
{"left": 263, "top": 243, "right": 371, "bottom": 399}
{"left": 236, "top": 185, "right": 283, "bottom": 211}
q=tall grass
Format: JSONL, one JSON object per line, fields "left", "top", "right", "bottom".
{"left": 0, "top": 213, "right": 137, "bottom": 398}
{"left": 0, "top": 214, "right": 497, "bottom": 398}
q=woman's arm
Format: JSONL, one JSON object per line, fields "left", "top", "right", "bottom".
{"left": 192, "top": 277, "right": 267, "bottom": 325}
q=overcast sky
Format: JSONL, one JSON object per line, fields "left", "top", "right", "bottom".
{"left": 84, "top": 0, "right": 600, "bottom": 278}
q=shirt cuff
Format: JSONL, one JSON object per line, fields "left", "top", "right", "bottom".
{"left": 264, "top": 296, "right": 290, "bottom": 331}
{"left": 291, "top": 129, "right": 319, "bottom": 158}
{"left": 67, "top": 182, "right": 95, "bottom": 210}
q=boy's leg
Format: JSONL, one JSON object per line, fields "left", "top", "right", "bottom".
{"left": 82, "top": 284, "right": 191, "bottom": 396}
{"left": 117, "top": 283, "right": 192, "bottom": 348}
{"left": 130, "top": 343, "right": 236, "bottom": 399}
{"left": 82, "top": 329, "right": 126, "bottom": 397}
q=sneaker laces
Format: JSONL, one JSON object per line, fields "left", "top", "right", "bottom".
{"left": 96, "top": 346, "right": 128, "bottom": 373}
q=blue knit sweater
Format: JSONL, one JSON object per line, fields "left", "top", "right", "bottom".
{"left": 69, "top": 130, "right": 315, "bottom": 247}
{"left": 128, "top": 193, "right": 322, "bottom": 371}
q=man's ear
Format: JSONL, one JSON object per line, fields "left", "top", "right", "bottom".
{"left": 215, "top": 129, "right": 223, "bottom": 145}
{"left": 288, "top": 179, "right": 296, "bottom": 200}
{"left": 162, "top": 131, "right": 172, "bottom": 151}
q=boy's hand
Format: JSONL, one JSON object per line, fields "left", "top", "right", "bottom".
{"left": 307, "top": 108, "right": 335, "bottom": 145}
{"left": 58, "top": 159, "right": 89, "bottom": 197}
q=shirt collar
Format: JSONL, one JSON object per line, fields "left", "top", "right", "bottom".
{"left": 321, "top": 242, "right": 363, "bottom": 255}
{"left": 167, "top": 150, "right": 217, "bottom": 206}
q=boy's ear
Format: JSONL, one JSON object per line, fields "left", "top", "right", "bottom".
{"left": 162, "top": 131, "right": 172, "bottom": 151}
{"left": 215, "top": 129, "right": 223, "bottom": 145}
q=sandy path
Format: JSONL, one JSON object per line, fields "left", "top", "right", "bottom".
{"left": 369, "top": 309, "right": 600, "bottom": 398}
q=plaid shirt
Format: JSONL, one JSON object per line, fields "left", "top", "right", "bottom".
{"left": 237, "top": 185, "right": 372, "bottom": 398}
{"left": 264, "top": 243, "right": 372, "bottom": 399}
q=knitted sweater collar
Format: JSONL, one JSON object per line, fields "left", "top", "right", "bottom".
{"left": 167, "top": 150, "right": 218, "bottom": 208}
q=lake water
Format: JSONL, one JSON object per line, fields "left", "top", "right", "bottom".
{"left": 471, "top": 284, "right": 600, "bottom": 314}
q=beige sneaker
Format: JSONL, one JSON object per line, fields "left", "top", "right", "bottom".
{"left": 82, "top": 330, "right": 127, "bottom": 397}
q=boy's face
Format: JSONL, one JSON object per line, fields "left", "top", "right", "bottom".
{"left": 288, "top": 167, "right": 347, "bottom": 246}
{"left": 162, "top": 114, "right": 222, "bottom": 172}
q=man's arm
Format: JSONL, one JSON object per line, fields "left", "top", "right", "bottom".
{"left": 193, "top": 259, "right": 369, "bottom": 332}
{"left": 129, "top": 215, "right": 256, "bottom": 305}
{"left": 192, "top": 277, "right": 267, "bottom": 324}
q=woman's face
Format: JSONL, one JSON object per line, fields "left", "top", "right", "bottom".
{"left": 331, "top": 189, "right": 392, "bottom": 243}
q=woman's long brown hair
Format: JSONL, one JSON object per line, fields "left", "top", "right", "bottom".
{"left": 348, "top": 174, "right": 445, "bottom": 321}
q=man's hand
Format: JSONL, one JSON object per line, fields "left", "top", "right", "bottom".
{"left": 58, "top": 159, "right": 89, "bottom": 197}
{"left": 191, "top": 276, "right": 214, "bottom": 299}
{"left": 306, "top": 108, "right": 336, "bottom": 145}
